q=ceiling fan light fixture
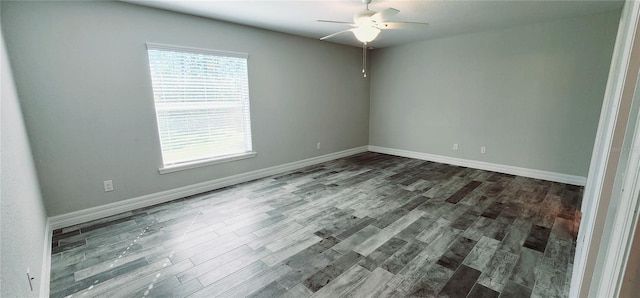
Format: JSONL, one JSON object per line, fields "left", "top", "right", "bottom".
{"left": 353, "top": 26, "right": 380, "bottom": 43}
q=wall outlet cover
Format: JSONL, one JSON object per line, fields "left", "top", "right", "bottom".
{"left": 104, "top": 180, "right": 114, "bottom": 192}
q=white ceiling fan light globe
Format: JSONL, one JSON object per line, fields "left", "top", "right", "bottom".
{"left": 353, "top": 26, "right": 381, "bottom": 43}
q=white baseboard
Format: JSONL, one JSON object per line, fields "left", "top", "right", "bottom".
{"left": 368, "top": 145, "right": 587, "bottom": 186}
{"left": 49, "top": 146, "right": 368, "bottom": 230}
{"left": 40, "top": 218, "right": 51, "bottom": 298}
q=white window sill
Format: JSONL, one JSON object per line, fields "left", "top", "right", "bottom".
{"left": 159, "top": 152, "right": 257, "bottom": 174}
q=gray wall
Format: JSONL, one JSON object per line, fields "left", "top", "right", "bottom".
{"left": 369, "top": 11, "right": 620, "bottom": 176}
{"left": 1, "top": 1, "right": 370, "bottom": 216}
{"left": 1, "top": 25, "right": 48, "bottom": 297}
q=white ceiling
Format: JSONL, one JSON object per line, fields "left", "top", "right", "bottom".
{"left": 126, "top": 0, "right": 624, "bottom": 48}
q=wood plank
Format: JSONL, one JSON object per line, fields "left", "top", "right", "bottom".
{"left": 477, "top": 249, "right": 519, "bottom": 292}
{"left": 279, "top": 283, "right": 314, "bottom": 298}
{"left": 262, "top": 233, "right": 322, "bottom": 266}
{"left": 194, "top": 248, "right": 270, "bottom": 287}
{"left": 438, "top": 265, "right": 481, "bottom": 297}
{"left": 332, "top": 225, "right": 381, "bottom": 254}
{"left": 437, "top": 236, "right": 477, "bottom": 271}
{"left": 509, "top": 247, "right": 543, "bottom": 288}
{"left": 462, "top": 236, "right": 501, "bottom": 271}
{"left": 353, "top": 209, "right": 425, "bottom": 256}
{"left": 247, "top": 281, "right": 288, "bottom": 298}
{"left": 219, "top": 263, "right": 291, "bottom": 297}
{"left": 303, "top": 250, "right": 363, "bottom": 292}
{"left": 406, "top": 263, "right": 454, "bottom": 297}
{"left": 176, "top": 245, "right": 253, "bottom": 283}
{"left": 309, "top": 264, "right": 370, "bottom": 298}
{"left": 191, "top": 261, "right": 269, "bottom": 297}
{"left": 276, "top": 249, "right": 341, "bottom": 289}
{"left": 342, "top": 267, "right": 394, "bottom": 298}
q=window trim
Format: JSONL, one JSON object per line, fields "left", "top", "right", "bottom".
{"left": 146, "top": 42, "right": 256, "bottom": 173}
{"left": 146, "top": 42, "right": 248, "bottom": 60}
{"left": 158, "top": 151, "right": 257, "bottom": 174}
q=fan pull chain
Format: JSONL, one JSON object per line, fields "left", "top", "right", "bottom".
{"left": 362, "top": 42, "right": 367, "bottom": 78}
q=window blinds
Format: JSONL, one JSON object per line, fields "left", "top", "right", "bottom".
{"left": 146, "top": 44, "right": 252, "bottom": 166}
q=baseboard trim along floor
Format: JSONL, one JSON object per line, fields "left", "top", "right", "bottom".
{"left": 49, "top": 146, "right": 369, "bottom": 230}
{"left": 368, "top": 146, "right": 587, "bottom": 186}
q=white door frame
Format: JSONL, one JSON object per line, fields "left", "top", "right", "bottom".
{"left": 571, "top": 1, "right": 640, "bottom": 297}
{"left": 595, "top": 70, "right": 640, "bottom": 296}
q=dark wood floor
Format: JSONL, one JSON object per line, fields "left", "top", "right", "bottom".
{"left": 49, "top": 152, "right": 581, "bottom": 298}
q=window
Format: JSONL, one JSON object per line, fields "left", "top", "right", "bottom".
{"left": 146, "top": 43, "right": 255, "bottom": 173}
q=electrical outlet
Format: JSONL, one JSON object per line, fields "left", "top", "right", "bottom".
{"left": 104, "top": 180, "right": 114, "bottom": 192}
{"left": 316, "top": 142, "right": 321, "bottom": 150}
{"left": 453, "top": 143, "right": 459, "bottom": 151}
{"left": 481, "top": 146, "right": 486, "bottom": 154}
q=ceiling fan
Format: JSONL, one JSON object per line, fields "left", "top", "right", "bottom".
{"left": 318, "top": 0, "right": 428, "bottom": 77}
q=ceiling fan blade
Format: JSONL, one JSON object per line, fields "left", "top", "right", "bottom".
{"left": 320, "top": 29, "right": 354, "bottom": 40}
{"left": 376, "top": 21, "right": 429, "bottom": 29}
{"left": 371, "top": 8, "right": 399, "bottom": 23}
{"left": 317, "top": 20, "right": 354, "bottom": 25}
